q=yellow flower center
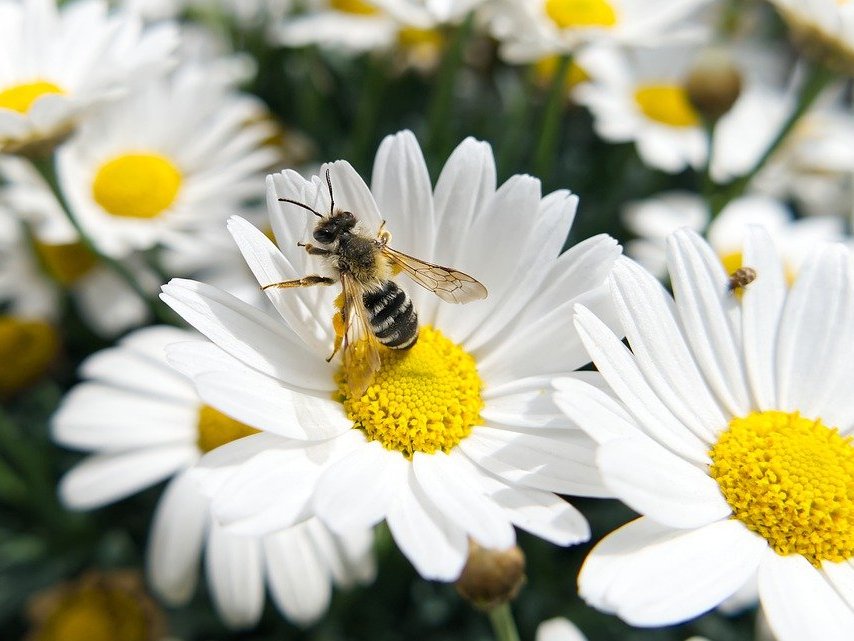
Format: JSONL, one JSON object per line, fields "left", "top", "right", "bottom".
{"left": 329, "top": 0, "right": 381, "bottom": 15}
{"left": 719, "top": 250, "right": 795, "bottom": 289}
{"left": 338, "top": 326, "right": 484, "bottom": 458}
{"left": 634, "top": 84, "right": 700, "bottom": 127}
{"left": 34, "top": 583, "right": 148, "bottom": 641}
{"left": 0, "top": 316, "right": 59, "bottom": 397}
{"left": 91, "top": 153, "right": 182, "bottom": 219}
{"left": 34, "top": 240, "right": 98, "bottom": 286}
{"left": 709, "top": 411, "right": 854, "bottom": 566}
{"left": 0, "top": 80, "right": 65, "bottom": 114}
{"left": 533, "top": 55, "right": 590, "bottom": 90}
{"left": 196, "top": 404, "right": 260, "bottom": 453}
{"left": 544, "top": 0, "right": 618, "bottom": 29}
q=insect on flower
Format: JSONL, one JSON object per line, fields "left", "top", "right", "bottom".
{"left": 728, "top": 266, "right": 757, "bottom": 292}
{"left": 262, "top": 169, "right": 488, "bottom": 395}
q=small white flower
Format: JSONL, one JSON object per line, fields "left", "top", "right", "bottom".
{"left": 0, "top": 0, "right": 178, "bottom": 154}
{"left": 574, "top": 45, "right": 707, "bottom": 173}
{"left": 52, "top": 325, "right": 375, "bottom": 629}
{"left": 622, "top": 191, "right": 846, "bottom": 279}
{"left": 160, "top": 130, "right": 620, "bottom": 581}
{"left": 555, "top": 227, "right": 854, "bottom": 640}
{"left": 488, "top": 0, "right": 711, "bottom": 63}
{"left": 56, "top": 60, "right": 280, "bottom": 259}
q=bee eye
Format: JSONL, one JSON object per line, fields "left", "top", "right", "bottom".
{"left": 313, "top": 228, "right": 333, "bottom": 243}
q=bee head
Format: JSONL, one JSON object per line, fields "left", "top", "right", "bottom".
{"left": 313, "top": 210, "right": 356, "bottom": 244}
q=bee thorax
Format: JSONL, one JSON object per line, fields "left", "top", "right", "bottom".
{"left": 362, "top": 281, "right": 418, "bottom": 349}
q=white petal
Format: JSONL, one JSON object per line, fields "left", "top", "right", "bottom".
{"left": 597, "top": 437, "right": 731, "bottom": 529}
{"left": 573, "top": 305, "right": 710, "bottom": 464}
{"left": 822, "top": 561, "right": 854, "bottom": 611}
{"left": 609, "top": 258, "right": 726, "bottom": 442}
{"left": 552, "top": 377, "right": 639, "bottom": 444}
{"left": 264, "top": 522, "right": 333, "bottom": 626}
{"left": 160, "top": 279, "right": 333, "bottom": 393}
{"left": 386, "top": 466, "right": 468, "bottom": 581}
{"left": 147, "top": 472, "right": 209, "bottom": 605}
{"left": 759, "top": 552, "right": 854, "bottom": 641}
{"left": 313, "top": 441, "right": 407, "bottom": 533}
{"left": 536, "top": 618, "right": 589, "bottom": 641}
{"left": 776, "top": 244, "right": 854, "bottom": 418}
{"left": 59, "top": 446, "right": 196, "bottom": 510}
{"left": 579, "top": 518, "right": 765, "bottom": 626}
{"left": 206, "top": 524, "right": 264, "bottom": 629}
{"left": 666, "top": 229, "right": 749, "bottom": 416}
{"left": 741, "top": 226, "right": 786, "bottom": 409}
{"left": 412, "top": 452, "right": 515, "bottom": 550}
{"left": 193, "top": 370, "right": 350, "bottom": 440}
{"left": 460, "top": 425, "right": 609, "bottom": 497}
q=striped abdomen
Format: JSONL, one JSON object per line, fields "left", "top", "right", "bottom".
{"left": 362, "top": 281, "right": 418, "bottom": 349}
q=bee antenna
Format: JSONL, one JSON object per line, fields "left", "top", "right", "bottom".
{"left": 278, "top": 197, "right": 323, "bottom": 218}
{"left": 325, "top": 168, "right": 335, "bottom": 215}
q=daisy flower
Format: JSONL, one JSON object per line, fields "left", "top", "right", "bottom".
{"left": 487, "top": 0, "right": 711, "bottom": 64}
{"left": 52, "top": 325, "right": 376, "bottom": 629}
{"left": 554, "top": 227, "right": 854, "bottom": 640}
{"left": 160, "top": 130, "right": 620, "bottom": 581}
{"left": 622, "top": 191, "right": 847, "bottom": 279}
{"left": 768, "top": 0, "right": 854, "bottom": 74}
{"left": 574, "top": 45, "right": 707, "bottom": 173}
{"left": 0, "top": 0, "right": 178, "bottom": 155}
{"left": 55, "top": 60, "right": 281, "bottom": 259}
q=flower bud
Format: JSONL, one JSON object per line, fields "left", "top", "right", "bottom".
{"left": 455, "top": 540, "right": 526, "bottom": 610}
{"left": 684, "top": 48, "right": 743, "bottom": 122}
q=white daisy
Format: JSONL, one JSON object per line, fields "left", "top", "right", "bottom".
{"left": 52, "top": 325, "right": 376, "bottom": 628}
{"left": 536, "top": 617, "right": 589, "bottom": 641}
{"left": 160, "top": 130, "right": 619, "bottom": 581}
{"left": 0, "top": 0, "right": 178, "bottom": 154}
{"left": 370, "top": 0, "right": 491, "bottom": 25}
{"left": 488, "top": 0, "right": 711, "bottom": 64}
{"left": 554, "top": 227, "right": 854, "bottom": 640}
{"left": 574, "top": 45, "right": 707, "bottom": 173}
{"left": 767, "top": 0, "right": 854, "bottom": 74}
{"left": 622, "top": 191, "right": 847, "bottom": 279}
{"left": 55, "top": 59, "right": 281, "bottom": 259}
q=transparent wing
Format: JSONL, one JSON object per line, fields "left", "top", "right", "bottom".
{"left": 381, "top": 246, "right": 488, "bottom": 304}
{"left": 339, "top": 272, "right": 382, "bottom": 397}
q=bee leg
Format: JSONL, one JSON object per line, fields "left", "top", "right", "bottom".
{"left": 297, "top": 242, "right": 332, "bottom": 256}
{"left": 260, "top": 275, "right": 335, "bottom": 290}
{"left": 377, "top": 221, "right": 391, "bottom": 245}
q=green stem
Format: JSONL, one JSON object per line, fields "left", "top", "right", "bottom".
{"left": 426, "top": 13, "right": 474, "bottom": 161}
{"left": 532, "top": 55, "right": 572, "bottom": 181}
{"left": 709, "top": 61, "right": 836, "bottom": 217}
{"left": 32, "top": 158, "right": 175, "bottom": 325}
{"left": 488, "top": 604, "right": 521, "bottom": 641}
{"left": 349, "top": 56, "right": 388, "bottom": 171}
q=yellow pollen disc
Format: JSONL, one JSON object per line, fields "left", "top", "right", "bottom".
{"left": 709, "top": 410, "right": 854, "bottom": 566}
{"left": 634, "top": 84, "right": 700, "bottom": 127}
{"left": 329, "top": 0, "right": 381, "bottom": 15}
{"left": 196, "top": 404, "right": 260, "bottom": 453}
{"left": 338, "top": 326, "right": 484, "bottom": 458}
{"left": 91, "top": 153, "right": 182, "bottom": 219}
{"left": 533, "top": 55, "right": 590, "bottom": 90}
{"left": 544, "top": 0, "right": 618, "bottom": 29}
{"left": 34, "top": 240, "right": 98, "bottom": 286}
{"left": 397, "top": 26, "right": 444, "bottom": 50}
{"left": 0, "top": 316, "right": 59, "bottom": 397}
{"left": 35, "top": 583, "right": 148, "bottom": 641}
{"left": 0, "top": 80, "right": 65, "bottom": 114}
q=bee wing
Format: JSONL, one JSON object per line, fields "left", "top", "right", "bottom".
{"left": 339, "top": 272, "right": 382, "bottom": 396}
{"left": 381, "top": 246, "right": 488, "bottom": 304}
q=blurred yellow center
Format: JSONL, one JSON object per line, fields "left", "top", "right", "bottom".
{"left": 196, "top": 405, "right": 261, "bottom": 453}
{"left": 709, "top": 411, "right": 854, "bottom": 567}
{"left": 534, "top": 56, "right": 590, "bottom": 90}
{"left": 544, "top": 0, "right": 617, "bottom": 28}
{"left": 34, "top": 584, "right": 148, "bottom": 641}
{"left": 634, "top": 84, "right": 699, "bottom": 127}
{"left": 338, "top": 326, "right": 483, "bottom": 458}
{"left": 92, "top": 153, "right": 182, "bottom": 219}
{"left": 0, "top": 316, "right": 59, "bottom": 397}
{"left": 0, "top": 80, "right": 65, "bottom": 114}
{"left": 329, "top": 0, "right": 381, "bottom": 15}
{"left": 34, "top": 240, "right": 98, "bottom": 286}
{"left": 719, "top": 250, "right": 795, "bottom": 288}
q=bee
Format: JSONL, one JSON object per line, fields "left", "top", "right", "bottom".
{"left": 728, "top": 266, "right": 757, "bottom": 292}
{"left": 262, "top": 169, "right": 488, "bottom": 394}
